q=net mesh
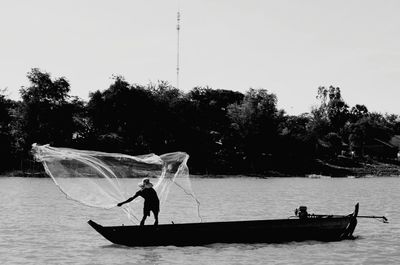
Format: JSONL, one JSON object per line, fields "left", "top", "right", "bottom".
{"left": 31, "top": 144, "right": 202, "bottom": 224}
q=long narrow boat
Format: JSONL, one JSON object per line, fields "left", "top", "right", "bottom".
{"left": 88, "top": 203, "right": 359, "bottom": 246}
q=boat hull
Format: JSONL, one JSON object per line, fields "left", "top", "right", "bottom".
{"left": 88, "top": 204, "right": 358, "bottom": 247}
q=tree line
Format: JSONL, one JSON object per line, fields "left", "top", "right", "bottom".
{"left": 1, "top": 68, "right": 399, "bottom": 175}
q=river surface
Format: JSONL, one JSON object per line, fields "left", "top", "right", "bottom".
{"left": 0, "top": 176, "right": 399, "bottom": 265}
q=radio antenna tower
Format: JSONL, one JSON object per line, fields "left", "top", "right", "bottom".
{"left": 176, "top": 9, "right": 181, "bottom": 90}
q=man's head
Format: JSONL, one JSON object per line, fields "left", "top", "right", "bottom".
{"left": 138, "top": 178, "right": 153, "bottom": 189}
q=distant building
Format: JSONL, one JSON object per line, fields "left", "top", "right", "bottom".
{"left": 364, "top": 138, "right": 398, "bottom": 159}
{"left": 389, "top": 135, "right": 400, "bottom": 161}
{"left": 389, "top": 135, "right": 400, "bottom": 150}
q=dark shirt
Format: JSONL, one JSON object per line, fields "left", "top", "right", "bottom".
{"left": 134, "top": 187, "right": 160, "bottom": 212}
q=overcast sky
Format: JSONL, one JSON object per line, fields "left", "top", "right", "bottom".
{"left": 1, "top": 0, "right": 399, "bottom": 115}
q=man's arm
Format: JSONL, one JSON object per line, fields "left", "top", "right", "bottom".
{"left": 117, "top": 192, "right": 140, "bottom": 207}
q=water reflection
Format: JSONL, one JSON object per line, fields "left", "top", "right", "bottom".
{"left": 137, "top": 249, "right": 163, "bottom": 265}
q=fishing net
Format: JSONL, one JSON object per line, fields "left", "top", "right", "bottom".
{"left": 32, "top": 144, "right": 202, "bottom": 224}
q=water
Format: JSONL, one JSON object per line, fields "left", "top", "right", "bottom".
{"left": 0, "top": 176, "right": 399, "bottom": 264}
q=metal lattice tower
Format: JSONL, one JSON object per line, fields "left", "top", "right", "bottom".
{"left": 176, "top": 10, "right": 181, "bottom": 90}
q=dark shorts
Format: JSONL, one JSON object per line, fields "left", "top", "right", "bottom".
{"left": 144, "top": 206, "right": 159, "bottom": 217}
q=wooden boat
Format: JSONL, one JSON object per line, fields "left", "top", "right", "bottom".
{"left": 88, "top": 203, "right": 359, "bottom": 246}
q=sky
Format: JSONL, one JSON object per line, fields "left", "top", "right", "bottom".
{"left": 1, "top": 0, "right": 399, "bottom": 115}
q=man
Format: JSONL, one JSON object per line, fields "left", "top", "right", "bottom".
{"left": 117, "top": 178, "right": 160, "bottom": 226}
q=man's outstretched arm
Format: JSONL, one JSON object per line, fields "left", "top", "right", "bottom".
{"left": 117, "top": 193, "right": 139, "bottom": 207}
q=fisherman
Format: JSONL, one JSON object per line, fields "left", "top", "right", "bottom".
{"left": 117, "top": 178, "right": 160, "bottom": 226}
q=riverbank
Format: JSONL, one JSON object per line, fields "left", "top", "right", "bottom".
{"left": 202, "top": 157, "right": 400, "bottom": 178}
{"left": 311, "top": 157, "right": 400, "bottom": 177}
{"left": 277, "top": 157, "right": 400, "bottom": 178}
{"left": 2, "top": 170, "right": 48, "bottom": 178}
{"left": 2, "top": 157, "right": 400, "bottom": 178}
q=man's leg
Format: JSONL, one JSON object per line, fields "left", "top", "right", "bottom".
{"left": 140, "top": 215, "right": 147, "bottom": 226}
{"left": 153, "top": 211, "right": 159, "bottom": 225}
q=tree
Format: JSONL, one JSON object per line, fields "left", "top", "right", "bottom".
{"left": 349, "top": 104, "right": 369, "bottom": 122}
{"left": 324, "top": 132, "right": 343, "bottom": 156}
{"left": 20, "top": 68, "right": 70, "bottom": 104}
{"left": 88, "top": 76, "right": 141, "bottom": 152}
{"left": 0, "top": 89, "right": 14, "bottom": 171}
{"left": 384, "top": 114, "right": 400, "bottom": 135}
{"left": 19, "top": 68, "right": 74, "bottom": 151}
{"left": 347, "top": 113, "right": 393, "bottom": 156}
{"left": 279, "top": 114, "right": 314, "bottom": 156}
{"left": 69, "top": 96, "right": 91, "bottom": 148}
{"left": 147, "top": 80, "right": 185, "bottom": 153}
{"left": 227, "top": 88, "right": 280, "bottom": 172}
{"left": 183, "top": 87, "right": 244, "bottom": 173}
{"left": 315, "top": 86, "right": 349, "bottom": 131}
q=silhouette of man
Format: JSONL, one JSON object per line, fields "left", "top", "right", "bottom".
{"left": 117, "top": 178, "right": 160, "bottom": 226}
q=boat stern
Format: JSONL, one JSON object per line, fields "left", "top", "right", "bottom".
{"left": 340, "top": 203, "right": 359, "bottom": 238}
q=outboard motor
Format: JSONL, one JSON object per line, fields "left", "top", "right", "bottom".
{"left": 295, "top": 206, "right": 308, "bottom": 219}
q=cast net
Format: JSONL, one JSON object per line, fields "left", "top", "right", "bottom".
{"left": 32, "top": 144, "right": 202, "bottom": 224}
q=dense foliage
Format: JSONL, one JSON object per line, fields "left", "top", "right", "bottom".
{"left": 1, "top": 69, "right": 399, "bottom": 174}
